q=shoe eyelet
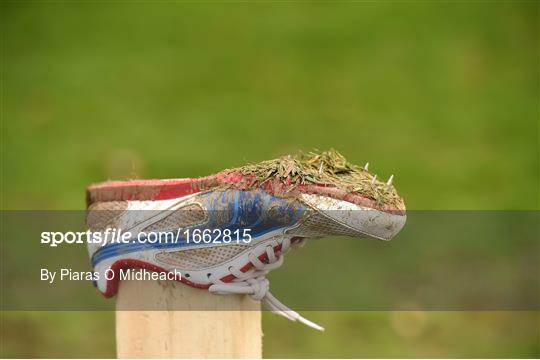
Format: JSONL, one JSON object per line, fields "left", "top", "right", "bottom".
{"left": 184, "top": 273, "right": 190, "bottom": 278}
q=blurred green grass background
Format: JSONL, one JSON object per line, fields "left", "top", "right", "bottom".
{"left": 1, "top": 1, "right": 538, "bottom": 358}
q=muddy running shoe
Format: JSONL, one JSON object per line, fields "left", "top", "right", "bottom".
{"left": 86, "top": 149, "right": 406, "bottom": 330}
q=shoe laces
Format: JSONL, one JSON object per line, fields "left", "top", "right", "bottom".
{"left": 208, "top": 237, "right": 324, "bottom": 331}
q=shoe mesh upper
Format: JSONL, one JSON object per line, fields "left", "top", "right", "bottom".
{"left": 155, "top": 244, "right": 250, "bottom": 270}
{"left": 86, "top": 201, "right": 128, "bottom": 231}
{"left": 142, "top": 204, "right": 206, "bottom": 232}
{"left": 87, "top": 197, "right": 366, "bottom": 272}
{"left": 287, "top": 211, "right": 366, "bottom": 238}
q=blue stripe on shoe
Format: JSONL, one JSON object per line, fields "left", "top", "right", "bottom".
{"left": 91, "top": 189, "right": 306, "bottom": 268}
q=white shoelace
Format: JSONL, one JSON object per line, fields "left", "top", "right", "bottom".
{"left": 209, "top": 237, "right": 324, "bottom": 331}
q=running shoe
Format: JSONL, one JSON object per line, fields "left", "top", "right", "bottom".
{"left": 86, "top": 149, "right": 406, "bottom": 330}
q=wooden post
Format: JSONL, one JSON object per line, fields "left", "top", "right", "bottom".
{"left": 116, "top": 279, "right": 262, "bottom": 358}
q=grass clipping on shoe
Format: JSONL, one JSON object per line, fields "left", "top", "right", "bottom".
{"left": 225, "top": 149, "right": 404, "bottom": 210}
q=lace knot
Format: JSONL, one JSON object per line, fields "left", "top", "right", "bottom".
{"left": 208, "top": 237, "right": 324, "bottom": 331}
{"left": 246, "top": 277, "right": 268, "bottom": 301}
